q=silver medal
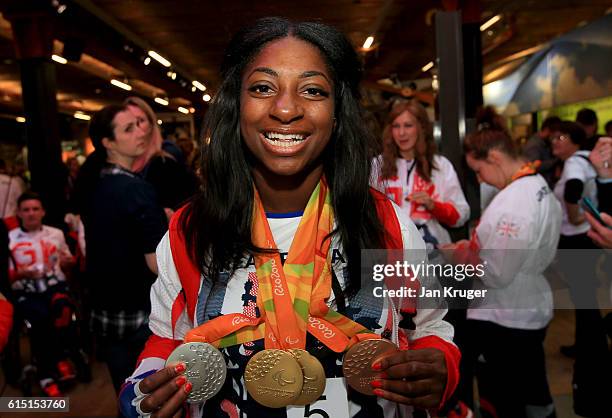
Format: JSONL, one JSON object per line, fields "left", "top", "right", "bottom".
{"left": 165, "top": 342, "right": 227, "bottom": 403}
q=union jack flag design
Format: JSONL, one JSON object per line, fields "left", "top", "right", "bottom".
{"left": 495, "top": 219, "right": 520, "bottom": 238}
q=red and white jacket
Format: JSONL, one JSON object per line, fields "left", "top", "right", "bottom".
{"left": 8, "top": 225, "right": 72, "bottom": 286}
{"left": 120, "top": 191, "right": 460, "bottom": 418}
{"left": 372, "top": 155, "right": 470, "bottom": 246}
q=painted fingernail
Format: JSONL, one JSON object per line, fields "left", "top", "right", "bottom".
{"left": 370, "top": 380, "right": 383, "bottom": 388}
{"left": 175, "top": 376, "right": 187, "bottom": 387}
{"left": 184, "top": 382, "right": 193, "bottom": 393}
{"left": 174, "top": 363, "right": 186, "bottom": 374}
{"left": 371, "top": 361, "right": 382, "bottom": 371}
{"left": 373, "top": 389, "right": 384, "bottom": 396}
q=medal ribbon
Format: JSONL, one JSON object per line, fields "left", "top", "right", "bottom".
{"left": 185, "top": 179, "right": 382, "bottom": 352}
{"left": 510, "top": 161, "right": 538, "bottom": 182}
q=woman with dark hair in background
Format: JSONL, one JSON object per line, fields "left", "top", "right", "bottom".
{"left": 84, "top": 105, "right": 167, "bottom": 394}
{"left": 74, "top": 98, "right": 198, "bottom": 222}
{"left": 372, "top": 100, "right": 469, "bottom": 249}
{"left": 442, "top": 107, "right": 561, "bottom": 418}
{"left": 119, "top": 17, "right": 460, "bottom": 418}
{"left": 124, "top": 97, "right": 198, "bottom": 214}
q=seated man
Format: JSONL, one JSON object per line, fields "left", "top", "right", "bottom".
{"left": 8, "top": 191, "right": 76, "bottom": 397}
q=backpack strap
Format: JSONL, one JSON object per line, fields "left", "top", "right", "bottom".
{"left": 370, "top": 188, "right": 403, "bottom": 250}
{"left": 168, "top": 206, "right": 200, "bottom": 337}
{"left": 370, "top": 187, "right": 418, "bottom": 332}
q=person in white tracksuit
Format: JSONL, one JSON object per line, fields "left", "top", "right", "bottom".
{"left": 441, "top": 107, "right": 562, "bottom": 418}
{"left": 372, "top": 100, "right": 470, "bottom": 249}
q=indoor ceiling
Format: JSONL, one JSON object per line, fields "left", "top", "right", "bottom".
{"left": 0, "top": 0, "right": 610, "bottom": 118}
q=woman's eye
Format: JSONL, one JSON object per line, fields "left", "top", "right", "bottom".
{"left": 304, "top": 87, "right": 329, "bottom": 97}
{"left": 248, "top": 85, "right": 273, "bottom": 94}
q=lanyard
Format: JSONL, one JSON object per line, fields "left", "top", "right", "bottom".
{"left": 406, "top": 160, "right": 417, "bottom": 186}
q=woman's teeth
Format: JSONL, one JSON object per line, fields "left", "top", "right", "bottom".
{"left": 263, "top": 132, "right": 307, "bottom": 147}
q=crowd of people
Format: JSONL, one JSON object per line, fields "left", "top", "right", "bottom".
{"left": 0, "top": 15, "right": 610, "bottom": 418}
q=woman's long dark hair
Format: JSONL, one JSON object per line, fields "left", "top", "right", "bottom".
{"left": 181, "top": 17, "right": 384, "bottom": 294}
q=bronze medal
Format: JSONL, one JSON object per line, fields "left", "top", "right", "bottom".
{"left": 342, "top": 338, "right": 397, "bottom": 395}
{"left": 245, "top": 349, "right": 304, "bottom": 408}
{"left": 289, "top": 349, "right": 326, "bottom": 405}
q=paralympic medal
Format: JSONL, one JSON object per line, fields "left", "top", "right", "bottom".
{"left": 342, "top": 339, "right": 397, "bottom": 395}
{"left": 245, "top": 349, "right": 303, "bottom": 408}
{"left": 289, "top": 349, "right": 326, "bottom": 405}
{"left": 166, "top": 342, "right": 227, "bottom": 403}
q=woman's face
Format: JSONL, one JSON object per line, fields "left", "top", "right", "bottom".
{"left": 466, "top": 152, "right": 506, "bottom": 189}
{"left": 127, "top": 104, "right": 153, "bottom": 140}
{"left": 391, "top": 110, "right": 420, "bottom": 156}
{"left": 551, "top": 131, "right": 579, "bottom": 160}
{"left": 106, "top": 110, "right": 148, "bottom": 158}
{"left": 240, "top": 36, "right": 335, "bottom": 178}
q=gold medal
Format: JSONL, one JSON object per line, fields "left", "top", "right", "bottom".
{"left": 245, "top": 349, "right": 303, "bottom": 408}
{"left": 342, "top": 338, "right": 397, "bottom": 395}
{"left": 289, "top": 349, "right": 326, "bottom": 405}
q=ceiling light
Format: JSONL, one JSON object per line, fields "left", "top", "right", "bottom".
{"left": 52, "top": 55, "right": 67, "bottom": 64}
{"left": 421, "top": 61, "right": 434, "bottom": 72}
{"left": 144, "top": 57, "right": 151, "bottom": 65}
{"left": 188, "top": 107, "right": 195, "bottom": 113}
{"left": 147, "top": 50, "right": 171, "bottom": 67}
{"left": 191, "top": 86, "right": 197, "bottom": 92}
{"left": 16, "top": 116, "right": 26, "bottom": 123}
{"left": 177, "top": 106, "right": 189, "bottom": 114}
{"left": 203, "top": 94, "right": 211, "bottom": 102}
{"left": 171, "top": 72, "right": 177, "bottom": 80}
{"left": 192, "top": 81, "right": 206, "bottom": 91}
{"left": 154, "top": 97, "right": 169, "bottom": 106}
{"left": 74, "top": 112, "right": 91, "bottom": 121}
{"left": 157, "top": 119, "right": 163, "bottom": 125}
{"left": 110, "top": 79, "right": 132, "bottom": 91}
{"left": 480, "top": 14, "right": 501, "bottom": 32}
{"left": 363, "top": 36, "right": 374, "bottom": 49}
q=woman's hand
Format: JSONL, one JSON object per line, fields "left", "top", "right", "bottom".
{"left": 136, "top": 363, "right": 191, "bottom": 418}
{"left": 586, "top": 211, "right": 612, "bottom": 249}
{"left": 589, "top": 137, "right": 612, "bottom": 179}
{"left": 370, "top": 348, "right": 447, "bottom": 409}
{"left": 407, "top": 192, "right": 434, "bottom": 211}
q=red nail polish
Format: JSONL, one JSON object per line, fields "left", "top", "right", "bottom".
{"left": 184, "top": 382, "right": 193, "bottom": 393}
{"left": 370, "top": 380, "right": 383, "bottom": 388}
{"left": 371, "top": 361, "right": 382, "bottom": 371}
{"left": 174, "top": 363, "right": 186, "bottom": 374}
{"left": 175, "top": 376, "right": 187, "bottom": 387}
{"left": 373, "top": 389, "right": 383, "bottom": 396}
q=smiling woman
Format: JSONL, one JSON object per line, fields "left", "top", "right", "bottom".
{"left": 119, "top": 17, "right": 460, "bottom": 418}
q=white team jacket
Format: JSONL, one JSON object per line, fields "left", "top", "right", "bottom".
{"left": 467, "top": 174, "right": 562, "bottom": 329}
{"left": 372, "top": 155, "right": 470, "bottom": 246}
